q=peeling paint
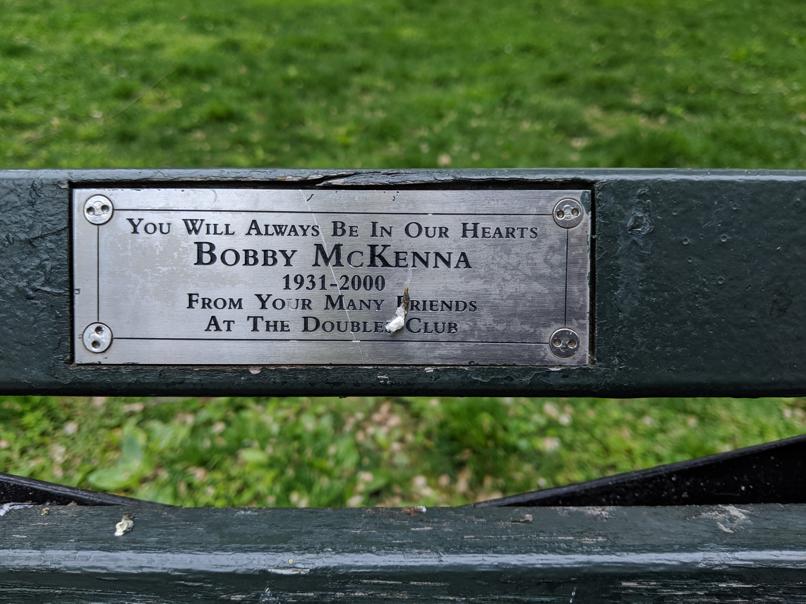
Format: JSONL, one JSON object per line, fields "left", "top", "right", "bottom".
{"left": 403, "top": 506, "right": 427, "bottom": 515}
{"left": 0, "top": 503, "right": 32, "bottom": 517}
{"left": 266, "top": 567, "right": 310, "bottom": 575}
{"left": 576, "top": 507, "right": 612, "bottom": 519}
{"left": 698, "top": 505, "right": 750, "bottom": 534}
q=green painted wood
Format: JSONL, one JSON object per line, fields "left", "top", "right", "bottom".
{"left": 1, "top": 504, "right": 805, "bottom": 601}
{"left": 0, "top": 169, "right": 804, "bottom": 396}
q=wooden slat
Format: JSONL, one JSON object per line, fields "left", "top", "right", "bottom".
{"left": 1, "top": 504, "right": 805, "bottom": 601}
{"left": 0, "top": 169, "right": 804, "bottom": 396}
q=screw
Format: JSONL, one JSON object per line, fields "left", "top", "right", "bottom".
{"left": 84, "top": 194, "right": 114, "bottom": 225}
{"left": 549, "top": 328, "right": 580, "bottom": 358}
{"left": 553, "top": 198, "right": 584, "bottom": 229}
{"left": 82, "top": 322, "right": 113, "bottom": 353}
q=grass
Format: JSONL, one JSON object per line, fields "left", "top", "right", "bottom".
{"left": 0, "top": 0, "right": 804, "bottom": 506}
{"left": 0, "top": 0, "right": 803, "bottom": 169}
{"left": 2, "top": 396, "right": 805, "bottom": 507}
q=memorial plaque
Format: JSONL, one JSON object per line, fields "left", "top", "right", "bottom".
{"left": 72, "top": 188, "right": 591, "bottom": 365}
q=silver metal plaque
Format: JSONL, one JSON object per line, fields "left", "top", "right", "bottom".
{"left": 73, "top": 188, "right": 590, "bottom": 365}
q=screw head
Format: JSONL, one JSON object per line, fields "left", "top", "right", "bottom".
{"left": 549, "top": 328, "right": 580, "bottom": 358}
{"left": 84, "top": 195, "right": 114, "bottom": 225}
{"left": 82, "top": 322, "right": 113, "bottom": 353}
{"left": 553, "top": 198, "right": 584, "bottom": 229}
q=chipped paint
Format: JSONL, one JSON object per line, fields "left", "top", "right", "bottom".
{"left": 0, "top": 503, "right": 32, "bottom": 517}
{"left": 698, "top": 505, "right": 750, "bottom": 534}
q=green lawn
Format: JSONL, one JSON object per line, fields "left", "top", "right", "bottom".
{"left": 1, "top": 0, "right": 803, "bottom": 169}
{"left": 2, "top": 396, "right": 805, "bottom": 507}
{"left": 0, "top": 0, "right": 804, "bottom": 506}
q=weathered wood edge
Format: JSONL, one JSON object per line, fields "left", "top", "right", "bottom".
{"left": 2, "top": 504, "right": 806, "bottom": 572}
{"left": 1, "top": 505, "right": 805, "bottom": 600}
{"left": 1, "top": 167, "right": 803, "bottom": 183}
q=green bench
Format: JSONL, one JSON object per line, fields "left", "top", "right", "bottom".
{"left": 1, "top": 169, "right": 805, "bottom": 601}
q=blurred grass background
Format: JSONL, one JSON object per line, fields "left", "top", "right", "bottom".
{"left": 0, "top": 0, "right": 804, "bottom": 506}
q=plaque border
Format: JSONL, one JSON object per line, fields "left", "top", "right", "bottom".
{"left": 70, "top": 187, "right": 593, "bottom": 367}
